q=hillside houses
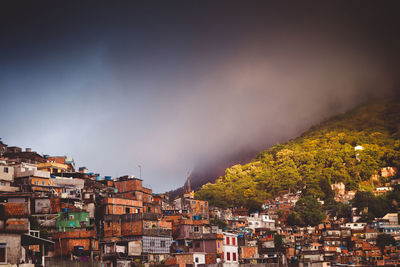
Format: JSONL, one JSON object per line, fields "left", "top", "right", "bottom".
{"left": 1, "top": 139, "right": 400, "bottom": 266}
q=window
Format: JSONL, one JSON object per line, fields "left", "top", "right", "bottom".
{"left": 195, "top": 242, "right": 200, "bottom": 248}
{"left": 3, "top": 167, "right": 8, "bottom": 173}
{"left": 0, "top": 181, "right": 5, "bottom": 186}
{"left": 194, "top": 226, "right": 199, "bottom": 232}
{"left": 195, "top": 257, "right": 199, "bottom": 263}
{"left": 35, "top": 181, "right": 39, "bottom": 185}
{"left": 233, "top": 252, "right": 237, "bottom": 261}
{"left": 106, "top": 221, "right": 111, "bottom": 227}
{"left": 160, "top": 241, "right": 166, "bottom": 248}
{"left": 42, "top": 181, "right": 45, "bottom": 185}
{"left": 226, "top": 237, "right": 230, "bottom": 245}
{"left": 226, "top": 252, "right": 230, "bottom": 261}
{"left": 126, "top": 207, "right": 131, "bottom": 214}
{"left": 0, "top": 243, "right": 6, "bottom": 263}
{"left": 232, "top": 237, "right": 236, "bottom": 246}
{"left": 150, "top": 240, "right": 155, "bottom": 246}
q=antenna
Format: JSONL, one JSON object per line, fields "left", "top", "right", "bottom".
{"left": 138, "top": 165, "right": 142, "bottom": 179}
{"left": 187, "top": 170, "right": 191, "bottom": 193}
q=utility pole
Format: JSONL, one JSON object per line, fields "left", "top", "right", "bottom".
{"left": 187, "top": 170, "right": 191, "bottom": 193}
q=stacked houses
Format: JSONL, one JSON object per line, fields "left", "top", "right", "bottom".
{"left": 2, "top": 138, "right": 400, "bottom": 267}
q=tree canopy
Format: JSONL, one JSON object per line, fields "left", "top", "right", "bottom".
{"left": 196, "top": 99, "right": 400, "bottom": 210}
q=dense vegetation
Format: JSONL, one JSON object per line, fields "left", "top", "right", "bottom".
{"left": 196, "top": 99, "right": 400, "bottom": 210}
{"left": 287, "top": 196, "right": 325, "bottom": 226}
{"left": 352, "top": 186, "right": 400, "bottom": 222}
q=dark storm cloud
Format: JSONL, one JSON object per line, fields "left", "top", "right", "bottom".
{"left": 0, "top": 1, "right": 399, "bottom": 192}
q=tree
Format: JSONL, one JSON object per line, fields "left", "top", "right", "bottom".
{"left": 287, "top": 211, "right": 304, "bottom": 226}
{"left": 376, "top": 233, "right": 396, "bottom": 252}
{"left": 293, "top": 196, "right": 325, "bottom": 226}
{"left": 325, "top": 201, "right": 352, "bottom": 219}
{"left": 274, "top": 234, "right": 284, "bottom": 251}
{"left": 209, "top": 218, "right": 227, "bottom": 230}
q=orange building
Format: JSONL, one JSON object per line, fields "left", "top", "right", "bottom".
{"left": 102, "top": 197, "right": 143, "bottom": 215}
{"left": 53, "top": 230, "right": 98, "bottom": 256}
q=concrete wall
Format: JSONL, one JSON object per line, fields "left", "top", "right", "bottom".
{"left": 0, "top": 165, "right": 14, "bottom": 181}
{"left": 35, "top": 199, "right": 51, "bottom": 214}
{"left": 0, "top": 233, "right": 22, "bottom": 265}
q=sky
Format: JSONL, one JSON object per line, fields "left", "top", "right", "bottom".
{"left": 1, "top": 1, "right": 400, "bottom": 192}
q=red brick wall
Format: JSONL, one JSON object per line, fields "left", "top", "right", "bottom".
{"left": 206, "top": 253, "right": 218, "bottom": 264}
{"left": 53, "top": 230, "right": 96, "bottom": 239}
{"left": 241, "top": 246, "right": 258, "bottom": 259}
{"left": 54, "top": 238, "right": 91, "bottom": 256}
{"left": 121, "top": 221, "right": 142, "bottom": 236}
{"left": 51, "top": 198, "right": 61, "bottom": 213}
{"left": 3, "top": 203, "right": 27, "bottom": 217}
{"left": 114, "top": 180, "right": 143, "bottom": 193}
{"left": 104, "top": 221, "right": 121, "bottom": 237}
{"left": 176, "top": 254, "right": 193, "bottom": 267}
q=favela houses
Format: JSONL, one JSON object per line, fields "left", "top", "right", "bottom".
{"left": 1, "top": 99, "right": 400, "bottom": 266}
{"left": 2, "top": 1, "right": 400, "bottom": 267}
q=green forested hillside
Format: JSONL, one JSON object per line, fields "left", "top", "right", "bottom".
{"left": 196, "top": 99, "right": 400, "bottom": 210}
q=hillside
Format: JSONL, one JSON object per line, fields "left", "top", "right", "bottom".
{"left": 196, "top": 98, "right": 400, "bottom": 210}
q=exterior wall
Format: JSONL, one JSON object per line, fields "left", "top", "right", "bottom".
{"left": 103, "top": 198, "right": 143, "bottom": 215}
{"left": 56, "top": 212, "right": 90, "bottom": 231}
{"left": 121, "top": 221, "right": 142, "bottom": 236}
{"left": 0, "top": 182, "right": 19, "bottom": 192}
{"left": 114, "top": 179, "right": 143, "bottom": 193}
{"left": 142, "top": 192, "right": 153, "bottom": 203}
{"left": 223, "top": 233, "right": 239, "bottom": 265}
{"left": 37, "top": 162, "right": 69, "bottom": 173}
{"left": 193, "top": 253, "right": 206, "bottom": 267}
{"left": 175, "top": 254, "right": 193, "bottom": 267}
{"left": 0, "top": 203, "right": 29, "bottom": 217}
{"left": 191, "top": 239, "right": 222, "bottom": 254}
{"left": 345, "top": 223, "right": 366, "bottom": 230}
{"left": 128, "top": 240, "right": 142, "bottom": 256}
{"left": 176, "top": 224, "right": 191, "bottom": 239}
{"left": 105, "top": 204, "right": 141, "bottom": 215}
{"left": 142, "top": 236, "right": 172, "bottom": 254}
{"left": 104, "top": 220, "right": 122, "bottom": 237}
{"left": 240, "top": 246, "right": 258, "bottom": 259}
{"left": 14, "top": 169, "right": 50, "bottom": 179}
{"left": 87, "top": 203, "right": 95, "bottom": 219}
{"left": 0, "top": 165, "right": 17, "bottom": 192}
{"left": 206, "top": 253, "right": 219, "bottom": 264}
{"left": 0, "top": 165, "right": 14, "bottom": 182}
{"left": 34, "top": 198, "right": 51, "bottom": 214}
{"left": 184, "top": 199, "right": 208, "bottom": 219}
{"left": 0, "top": 233, "right": 22, "bottom": 265}
{"left": 53, "top": 230, "right": 97, "bottom": 256}
{"left": 52, "top": 177, "right": 84, "bottom": 189}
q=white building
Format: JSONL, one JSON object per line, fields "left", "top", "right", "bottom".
{"left": 222, "top": 232, "right": 239, "bottom": 267}
{"left": 345, "top": 222, "right": 366, "bottom": 230}
{"left": 193, "top": 252, "right": 206, "bottom": 267}
{"left": 247, "top": 213, "right": 275, "bottom": 230}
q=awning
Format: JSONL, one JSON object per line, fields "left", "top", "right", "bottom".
{"left": 21, "top": 234, "right": 54, "bottom": 246}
